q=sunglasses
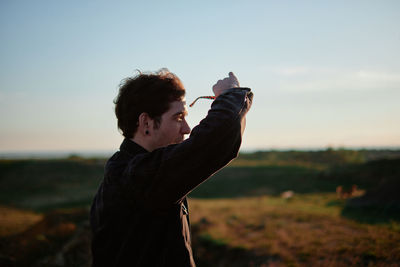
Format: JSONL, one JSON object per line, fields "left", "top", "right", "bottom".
{"left": 189, "top": 96, "right": 216, "bottom": 107}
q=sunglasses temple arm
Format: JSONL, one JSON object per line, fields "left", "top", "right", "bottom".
{"left": 189, "top": 97, "right": 201, "bottom": 107}
{"left": 189, "top": 96, "right": 216, "bottom": 107}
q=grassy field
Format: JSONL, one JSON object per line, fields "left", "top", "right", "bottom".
{"left": 0, "top": 149, "right": 399, "bottom": 266}
{"left": 189, "top": 196, "right": 400, "bottom": 266}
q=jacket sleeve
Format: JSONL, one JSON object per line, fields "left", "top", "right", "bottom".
{"left": 125, "top": 87, "right": 253, "bottom": 208}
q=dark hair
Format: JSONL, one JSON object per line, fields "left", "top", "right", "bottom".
{"left": 114, "top": 69, "right": 185, "bottom": 138}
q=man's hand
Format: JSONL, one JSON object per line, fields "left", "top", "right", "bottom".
{"left": 212, "top": 72, "right": 240, "bottom": 97}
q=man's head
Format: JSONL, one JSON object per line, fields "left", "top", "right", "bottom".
{"left": 114, "top": 69, "right": 191, "bottom": 151}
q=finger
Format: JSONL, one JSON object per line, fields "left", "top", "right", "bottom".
{"left": 229, "top": 72, "right": 237, "bottom": 81}
{"left": 229, "top": 72, "right": 239, "bottom": 86}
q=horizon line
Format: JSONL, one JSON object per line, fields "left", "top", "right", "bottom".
{"left": 1, "top": 145, "right": 400, "bottom": 159}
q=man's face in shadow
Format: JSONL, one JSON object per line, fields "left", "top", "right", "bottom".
{"left": 151, "top": 99, "right": 191, "bottom": 149}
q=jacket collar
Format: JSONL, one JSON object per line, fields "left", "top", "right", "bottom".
{"left": 119, "top": 138, "right": 148, "bottom": 156}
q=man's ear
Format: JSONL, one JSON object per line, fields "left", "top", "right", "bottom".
{"left": 138, "top": 112, "right": 154, "bottom": 136}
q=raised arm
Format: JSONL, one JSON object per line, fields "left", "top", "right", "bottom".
{"left": 125, "top": 74, "right": 253, "bottom": 207}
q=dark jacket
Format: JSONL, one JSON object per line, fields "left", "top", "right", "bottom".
{"left": 90, "top": 87, "right": 253, "bottom": 267}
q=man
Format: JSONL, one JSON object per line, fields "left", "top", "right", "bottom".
{"left": 90, "top": 69, "right": 253, "bottom": 266}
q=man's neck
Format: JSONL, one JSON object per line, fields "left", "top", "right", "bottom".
{"left": 131, "top": 136, "right": 151, "bottom": 152}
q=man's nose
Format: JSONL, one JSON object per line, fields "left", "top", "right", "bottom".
{"left": 181, "top": 120, "right": 191, "bottom": 135}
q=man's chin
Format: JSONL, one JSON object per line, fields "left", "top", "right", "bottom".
{"left": 175, "top": 137, "right": 184, "bottom": 144}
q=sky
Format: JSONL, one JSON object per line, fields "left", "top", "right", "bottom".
{"left": 1, "top": 0, "right": 399, "bottom": 153}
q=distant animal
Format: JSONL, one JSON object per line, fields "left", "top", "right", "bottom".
{"left": 336, "top": 185, "right": 358, "bottom": 199}
{"left": 281, "top": 190, "right": 294, "bottom": 199}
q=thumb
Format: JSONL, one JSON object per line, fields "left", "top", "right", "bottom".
{"left": 228, "top": 72, "right": 239, "bottom": 87}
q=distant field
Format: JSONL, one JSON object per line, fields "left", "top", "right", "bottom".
{"left": 189, "top": 195, "right": 400, "bottom": 266}
{"left": 0, "top": 149, "right": 399, "bottom": 266}
{"left": 0, "top": 158, "right": 105, "bottom": 211}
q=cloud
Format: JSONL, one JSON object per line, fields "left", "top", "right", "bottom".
{"left": 356, "top": 70, "right": 400, "bottom": 83}
{"left": 268, "top": 66, "right": 400, "bottom": 92}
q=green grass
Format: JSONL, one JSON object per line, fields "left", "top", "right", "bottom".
{"left": 0, "top": 150, "right": 399, "bottom": 266}
{"left": 189, "top": 195, "right": 400, "bottom": 266}
{"left": 190, "top": 165, "right": 329, "bottom": 198}
{"left": 0, "top": 158, "right": 104, "bottom": 211}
